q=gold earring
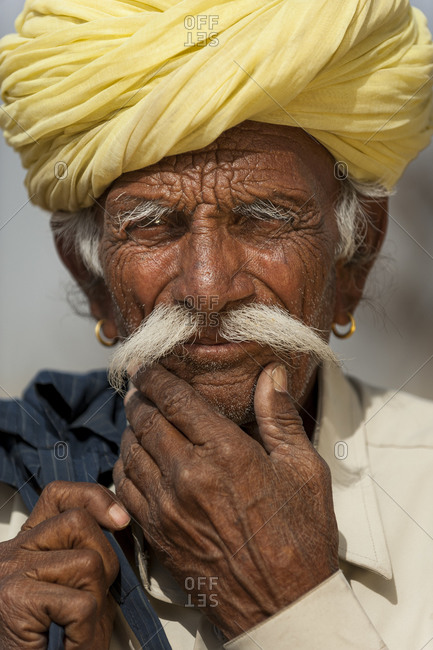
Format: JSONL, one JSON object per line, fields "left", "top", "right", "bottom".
{"left": 332, "top": 312, "right": 356, "bottom": 339}
{"left": 95, "top": 319, "right": 117, "bottom": 347}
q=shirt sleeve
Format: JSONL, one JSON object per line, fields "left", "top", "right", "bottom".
{"left": 223, "top": 571, "right": 388, "bottom": 650}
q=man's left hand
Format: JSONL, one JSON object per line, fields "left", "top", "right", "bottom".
{"left": 114, "top": 363, "right": 339, "bottom": 640}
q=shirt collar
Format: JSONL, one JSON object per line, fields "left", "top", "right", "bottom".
{"left": 314, "top": 362, "right": 392, "bottom": 580}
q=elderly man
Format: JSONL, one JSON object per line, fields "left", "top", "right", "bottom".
{"left": 0, "top": 1, "right": 433, "bottom": 649}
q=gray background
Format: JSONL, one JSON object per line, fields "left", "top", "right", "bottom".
{"left": 1, "top": 1, "right": 432, "bottom": 400}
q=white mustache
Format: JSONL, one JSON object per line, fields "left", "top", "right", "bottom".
{"left": 108, "top": 303, "right": 339, "bottom": 391}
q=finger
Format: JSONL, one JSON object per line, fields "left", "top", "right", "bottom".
{"left": 22, "top": 481, "right": 130, "bottom": 532}
{"left": 113, "top": 458, "right": 149, "bottom": 519}
{"left": 130, "top": 364, "right": 241, "bottom": 445}
{"left": 22, "top": 548, "right": 108, "bottom": 612}
{"left": 20, "top": 508, "right": 119, "bottom": 587}
{"left": 113, "top": 460, "right": 151, "bottom": 539}
{"left": 114, "top": 459, "right": 174, "bottom": 560}
{"left": 254, "top": 363, "right": 313, "bottom": 455}
{"left": 120, "top": 426, "right": 163, "bottom": 482}
{"left": 124, "top": 393, "right": 191, "bottom": 465}
{"left": 0, "top": 573, "right": 102, "bottom": 650}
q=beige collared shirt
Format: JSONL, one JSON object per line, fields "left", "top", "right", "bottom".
{"left": 1, "top": 363, "right": 433, "bottom": 649}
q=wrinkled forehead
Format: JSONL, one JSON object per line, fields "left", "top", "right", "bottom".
{"left": 105, "top": 122, "right": 340, "bottom": 212}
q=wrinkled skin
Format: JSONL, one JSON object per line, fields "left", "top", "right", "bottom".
{"left": 103, "top": 123, "right": 385, "bottom": 637}
{"left": 0, "top": 482, "right": 129, "bottom": 649}
{"left": 99, "top": 121, "right": 344, "bottom": 418}
{"left": 0, "top": 122, "right": 387, "bottom": 645}
{"left": 114, "top": 362, "right": 339, "bottom": 638}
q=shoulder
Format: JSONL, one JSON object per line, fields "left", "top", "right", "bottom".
{"left": 349, "top": 375, "right": 433, "bottom": 448}
{"left": 1, "top": 368, "right": 116, "bottom": 423}
{"left": 0, "top": 368, "right": 126, "bottom": 501}
{"left": 0, "top": 367, "right": 126, "bottom": 447}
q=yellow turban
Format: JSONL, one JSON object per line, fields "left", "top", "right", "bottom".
{"left": 1, "top": 0, "right": 433, "bottom": 212}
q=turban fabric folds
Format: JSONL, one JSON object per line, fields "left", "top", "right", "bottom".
{"left": 0, "top": 0, "right": 432, "bottom": 212}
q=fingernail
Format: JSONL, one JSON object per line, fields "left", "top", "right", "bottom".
{"left": 272, "top": 365, "right": 287, "bottom": 393}
{"left": 108, "top": 503, "right": 130, "bottom": 528}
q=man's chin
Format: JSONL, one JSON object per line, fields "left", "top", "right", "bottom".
{"left": 206, "top": 394, "right": 256, "bottom": 426}
{"left": 160, "top": 355, "right": 258, "bottom": 425}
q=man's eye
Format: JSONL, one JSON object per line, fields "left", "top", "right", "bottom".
{"left": 117, "top": 212, "right": 186, "bottom": 245}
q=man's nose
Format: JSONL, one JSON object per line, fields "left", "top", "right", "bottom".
{"left": 170, "top": 228, "right": 255, "bottom": 313}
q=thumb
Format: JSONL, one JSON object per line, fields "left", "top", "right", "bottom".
{"left": 21, "top": 480, "right": 130, "bottom": 532}
{"left": 254, "top": 363, "right": 311, "bottom": 455}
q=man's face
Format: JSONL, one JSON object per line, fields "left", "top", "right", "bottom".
{"left": 98, "top": 122, "right": 341, "bottom": 424}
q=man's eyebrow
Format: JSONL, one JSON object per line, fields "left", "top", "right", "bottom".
{"left": 233, "top": 198, "right": 302, "bottom": 222}
{"left": 109, "top": 195, "right": 314, "bottom": 226}
{"left": 111, "top": 196, "right": 175, "bottom": 227}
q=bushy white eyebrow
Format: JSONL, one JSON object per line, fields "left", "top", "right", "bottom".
{"left": 114, "top": 199, "right": 174, "bottom": 228}
{"left": 114, "top": 196, "right": 296, "bottom": 229}
{"left": 233, "top": 199, "right": 296, "bottom": 222}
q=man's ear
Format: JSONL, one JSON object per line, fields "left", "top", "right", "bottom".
{"left": 54, "top": 233, "right": 119, "bottom": 340}
{"left": 333, "top": 196, "right": 388, "bottom": 325}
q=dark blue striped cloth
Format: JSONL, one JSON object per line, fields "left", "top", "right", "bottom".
{"left": 0, "top": 369, "right": 171, "bottom": 650}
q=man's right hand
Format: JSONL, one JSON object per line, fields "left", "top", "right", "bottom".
{"left": 0, "top": 481, "right": 130, "bottom": 650}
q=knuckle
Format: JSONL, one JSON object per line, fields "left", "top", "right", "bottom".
{"left": 40, "top": 480, "right": 67, "bottom": 502}
{"left": 172, "top": 464, "right": 196, "bottom": 501}
{"left": 175, "top": 464, "right": 194, "bottom": 485}
{"left": 73, "top": 590, "right": 98, "bottom": 620}
{"left": 274, "top": 409, "right": 303, "bottom": 430}
{"left": 257, "top": 412, "right": 303, "bottom": 442}
{"left": 19, "top": 520, "right": 33, "bottom": 533}
{"left": 164, "top": 388, "right": 192, "bottom": 419}
{"left": 113, "top": 468, "right": 131, "bottom": 505}
{"left": 107, "top": 550, "right": 120, "bottom": 580}
{"left": 113, "top": 462, "right": 127, "bottom": 491}
{"left": 112, "top": 458, "right": 124, "bottom": 483}
{"left": 23, "top": 565, "right": 45, "bottom": 583}
{"left": 173, "top": 462, "right": 207, "bottom": 501}
{"left": 216, "top": 439, "right": 235, "bottom": 461}
{"left": 63, "top": 507, "right": 92, "bottom": 529}
{"left": 78, "top": 549, "right": 105, "bottom": 580}
{"left": 313, "top": 455, "right": 332, "bottom": 482}
{"left": 256, "top": 413, "right": 274, "bottom": 428}
{"left": 123, "top": 441, "right": 142, "bottom": 473}
{"left": 302, "top": 456, "right": 332, "bottom": 498}
{"left": 137, "top": 405, "right": 159, "bottom": 431}
{"left": 0, "top": 574, "right": 24, "bottom": 604}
